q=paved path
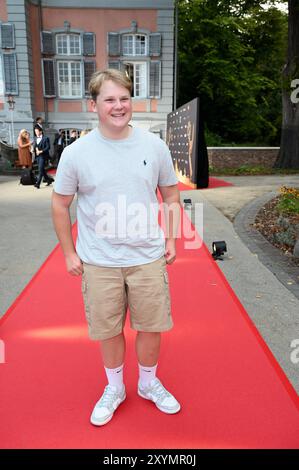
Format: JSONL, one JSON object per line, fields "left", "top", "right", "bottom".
{"left": 201, "top": 174, "right": 299, "bottom": 221}
{"left": 0, "top": 175, "right": 76, "bottom": 317}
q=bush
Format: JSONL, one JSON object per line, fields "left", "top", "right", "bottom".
{"left": 277, "top": 186, "right": 299, "bottom": 215}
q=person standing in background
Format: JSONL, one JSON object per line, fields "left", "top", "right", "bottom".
{"left": 54, "top": 129, "right": 65, "bottom": 165}
{"left": 68, "top": 129, "right": 77, "bottom": 145}
{"left": 34, "top": 117, "right": 44, "bottom": 132}
{"left": 17, "top": 129, "right": 33, "bottom": 169}
{"left": 33, "top": 127, "right": 54, "bottom": 189}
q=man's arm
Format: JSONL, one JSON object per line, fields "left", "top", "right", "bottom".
{"left": 158, "top": 184, "right": 181, "bottom": 264}
{"left": 51, "top": 191, "right": 83, "bottom": 276}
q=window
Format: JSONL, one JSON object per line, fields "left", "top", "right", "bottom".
{"left": 108, "top": 31, "right": 162, "bottom": 100}
{"left": 3, "top": 53, "right": 18, "bottom": 94}
{"left": 56, "top": 34, "right": 81, "bottom": 55}
{"left": 42, "top": 59, "right": 56, "bottom": 97}
{"left": 41, "top": 31, "right": 96, "bottom": 99}
{"left": 57, "top": 61, "right": 82, "bottom": 98}
{"left": 124, "top": 62, "right": 147, "bottom": 98}
{"left": 1, "top": 23, "right": 15, "bottom": 49}
{"left": 122, "top": 34, "right": 147, "bottom": 56}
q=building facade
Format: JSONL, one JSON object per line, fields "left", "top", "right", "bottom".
{"left": 0, "top": 0, "right": 175, "bottom": 146}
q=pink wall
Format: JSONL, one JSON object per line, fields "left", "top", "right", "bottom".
{"left": 0, "top": 2, "right": 7, "bottom": 21}
{"left": 47, "top": 100, "right": 55, "bottom": 112}
{"left": 30, "top": 6, "right": 157, "bottom": 113}
{"left": 58, "top": 101, "right": 82, "bottom": 113}
{"left": 132, "top": 100, "right": 147, "bottom": 112}
{"left": 42, "top": 8, "right": 156, "bottom": 72}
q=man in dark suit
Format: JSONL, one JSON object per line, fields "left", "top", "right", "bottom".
{"left": 68, "top": 129, "right": 77, "bottom": 145}
{"left": 34, "top": 117, "right": 44, "bottom": 132}
{"left": 33, "top": 127, "right": 54, "bottom": 189}
{"left": 53, "top": 129, "right": 65, "bottom": 166}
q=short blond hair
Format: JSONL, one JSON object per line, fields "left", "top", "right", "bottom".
{"left": 88, "top": 68, "right": 132, "bottom": 101}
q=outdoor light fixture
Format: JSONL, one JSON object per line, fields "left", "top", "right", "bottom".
{"left": 212, "top": 241, "right": 227, "bottom": 260}
{"left": 7, "top": 94, "right": 15, "bottom": 110}
{"left": 64, "top": 21, "right": 70, "bottom": 32}
{"left": 131, "top": 20, "right": 137, "bottom": 32}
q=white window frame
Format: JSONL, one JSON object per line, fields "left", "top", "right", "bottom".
{"left": 57, "top": 60, "right": 83, "bottom": 98}
{"left": 124, "top": 61, "right": 147, "bottom": 99}
{"left": 56, "top": 33, "right": 81, "bottom": 56}
{"left": 122, "top": 34, "right": 147, "bottom": 56}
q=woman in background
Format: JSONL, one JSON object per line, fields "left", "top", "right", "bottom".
{"left": 17, "top": 129, "right": 33, "bottom": 168}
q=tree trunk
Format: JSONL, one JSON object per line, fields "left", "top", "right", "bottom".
{"left": 274, "top": 0, "right": 299, "bottom": 169}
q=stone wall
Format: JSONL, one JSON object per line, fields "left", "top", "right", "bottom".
{"left": 208, "top": 147, "right": 280, "bottom": 169}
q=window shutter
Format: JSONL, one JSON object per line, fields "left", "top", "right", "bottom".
{"left": 108, "top": 60, "right": 121, "bottom": 70}
{"left": 3, "top": 53, "right": 18, "bottom": 94}
{"left": 108, "top": 32, "right": 120, "bottom": 56}
{"left": 84, "top": 60, "right": 96, "bottom": 95}
{"left": 83, "top": 33, "right": 95, "bottom": 56}
{"left": 149, "top": 33, "right": 162, "bottom": 57}
{"left": 41, "top": 31, "right": 54, "bottom": 55}
{"left": 1, "top": 23, "right": 15, "bottom": 49}
{"left": 149, "top": 61, "right": 161, "bottom": 98}
{"left": 42, "top": 59, "right": 56, "bottom": 97}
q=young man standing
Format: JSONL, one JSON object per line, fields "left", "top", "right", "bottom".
{"left": 52, "top": 69, "right": 181, "bottom": 426}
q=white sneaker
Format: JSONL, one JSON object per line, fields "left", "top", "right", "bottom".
{"left": 90, "top": 384, "right": 126, "bottom": 426}
{"left": 138, "top": 378, "right": 181, "bottom": 414}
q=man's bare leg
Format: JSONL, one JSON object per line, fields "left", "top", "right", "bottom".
{"left": 100, "top": 331, "right": 126, "bottom": 368}
{"left": 135, "top": 331, "right": 161, "bottom": 366}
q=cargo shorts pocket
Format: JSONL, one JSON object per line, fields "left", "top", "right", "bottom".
{"left": 161, "top": 261, "right": 171, "bottom": 316}
{"left": 81, "top": 274, "right": 92, "bottom": 327}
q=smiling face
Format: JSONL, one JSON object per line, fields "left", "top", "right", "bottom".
{"left": 91, "top": 79, "right": 132, "bottom": 139}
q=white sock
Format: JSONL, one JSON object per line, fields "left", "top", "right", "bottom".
{"left": 138, "top": 363, "right": 157, "bottom": 387}
{"left": 104, "top": 364, "right": 124, "bottom": 391}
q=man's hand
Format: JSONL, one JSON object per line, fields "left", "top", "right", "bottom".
{"left": 165, "top": 239, "right": 176, "bottom": 264}
{"left": 65, "top": 252, "right": 84, "bottom": 276}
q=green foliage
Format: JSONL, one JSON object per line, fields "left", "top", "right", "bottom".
{"left": 277, "top": 186, "right": 299, "bottom": 214}
{"left": 177, "top": 0, "right": 288, "bottom": 145}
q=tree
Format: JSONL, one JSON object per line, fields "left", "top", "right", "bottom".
{"left": 177, "top": 0, "right": 288, "bottom": 145}
{"left": 274, "top": 0, "right": 299, "bottom": 168}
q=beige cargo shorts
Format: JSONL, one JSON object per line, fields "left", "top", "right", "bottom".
{"left": 81, "top": 256, "right": 173, "bottom": 340}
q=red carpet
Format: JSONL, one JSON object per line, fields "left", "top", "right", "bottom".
{"left": 178, "top": 177, "right": 233, "bottom": 191}
{"left": 0, "top": 212, "right": 298, "bottom": 449}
